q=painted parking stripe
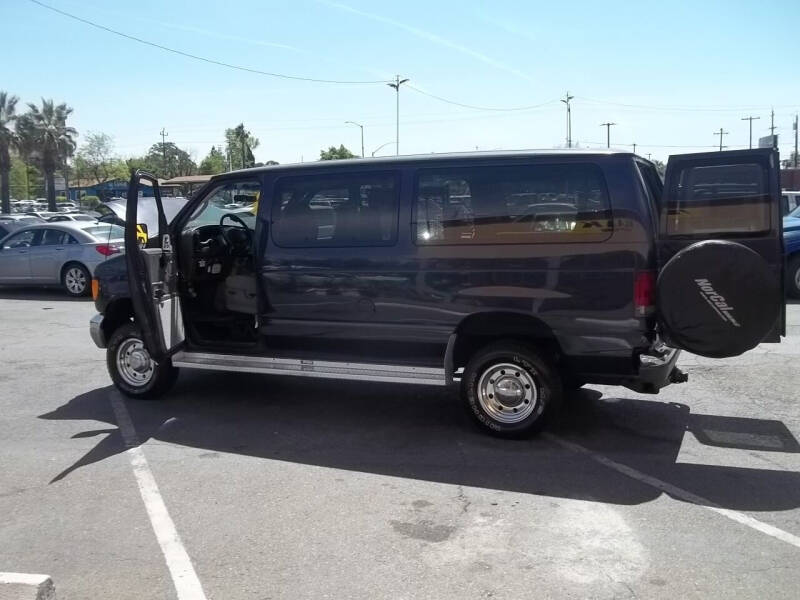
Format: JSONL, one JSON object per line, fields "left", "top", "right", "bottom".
{"left": 0, "top": 573, "right": 55, "bottom": 599}
{"left": 109, "top": 391, "right": 208, "bottom": 600}
{"left": 545, "top": 433, "right": 800, "bottom": 550}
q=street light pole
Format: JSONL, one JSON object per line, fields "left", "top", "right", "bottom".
{"left": 561, "top": 91, "right": 574, "bottom": 148}
{"left": 600, "top": 122, "right": 616, "bottom": 148}
{"left": 387, "top": 75, "right": 409, "bottom": 156}
{"left": 371, "top": 141, "right": 395, "bottom": 157}
{"left": 160, "top": 127, "right": 169, "bottom": 175}
{"left": 741, "top": 115, "right": 760, "bottom": 149}
{"left": 345, "top": 121, "right": 365, "bottom": 158}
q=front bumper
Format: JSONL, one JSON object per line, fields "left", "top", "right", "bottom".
{"left": 89, "top": 313, "right": 106, "bottom": 348}
{"left": 624, "top": 343, "right": 684, "bottom": 394}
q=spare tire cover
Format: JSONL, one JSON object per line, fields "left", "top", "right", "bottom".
{"left": 657, "top": 240, "right": 779, "bottom": 358}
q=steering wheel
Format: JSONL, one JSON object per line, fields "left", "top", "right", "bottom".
{"left": 219, "top": 212, "right": 253, "bottom": 255}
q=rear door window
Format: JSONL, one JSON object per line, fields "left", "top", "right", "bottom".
{"left": 41, "top": 229, "right": 68, "bottom": 245}
{"left": 414, "top": 163, "right": 612, "bottom": 245}
{"left": 272, "top": 172, "right": 399, "bottom": 247}
{"left": 665, "top": 161, "right": 770, "bottom": 236}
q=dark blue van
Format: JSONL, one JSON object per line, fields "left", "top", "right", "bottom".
{"left": 89, "top": 149, "right": 785, "bottom": 437}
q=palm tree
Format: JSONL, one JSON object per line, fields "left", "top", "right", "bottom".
{"left": 18, "top": 99, "right": 77, "bottom": 211}
{"left": 0, "top": 91, "right": 19, "bottom": 214}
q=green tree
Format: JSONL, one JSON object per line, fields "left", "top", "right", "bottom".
{"left": 198, "top": 145, "right": 227, "bottom": 175}
{"left": 319, "top": 144, "right": 356, "bottom": 160}
{"left": 73, "top": 131, "right": 128, "bottom": 185}
{"left": 0, "top": 91, "right": 19, "bottom": 213}
{"left": 16, "top": 99, "right": 77, "bottom": 211}
{"left": 132, "top": 142, "right": 197, "bottom": 179}
{"left": 225, "top": 124, "right": 259, "bottom": 170}
{"left": 9, "top": 155, "right": 43, "bottom": 200}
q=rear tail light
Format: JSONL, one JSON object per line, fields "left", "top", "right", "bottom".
{"left": 634, "top": 271, "right": 655, "bottom": 316}
{"left": 95, "top": 244, "right": 121, "bottom": 256}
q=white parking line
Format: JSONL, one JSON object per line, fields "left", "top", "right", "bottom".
{"left": 108, "top": 391, "right": 208, "bottom": 600}
{"left": 0, "top": 572, "right": 55, "bottom": 599}
{"left": 545, "top": 433, "right": 800, "bottom": 550}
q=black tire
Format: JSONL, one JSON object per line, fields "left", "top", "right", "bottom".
{"left": 61, "top": 262, "right": 91, "bottom": 297}
{"left": 461, "top": 341, "right": 562, "bottom": 438}
{"left": 106, "top": 322, "right": 178, "bottom": 400}
{"left": 788, "top": 256, "right": 800, "bottom": 299}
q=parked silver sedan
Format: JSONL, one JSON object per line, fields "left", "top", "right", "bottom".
{"left": 0, "top": 221, "right": 125, "bottom": 296}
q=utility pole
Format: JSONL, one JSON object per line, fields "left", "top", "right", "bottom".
{"left": 794, "top": 114, "right": 798, "bottom": 168}
{"left": 561, "top": 91, "right": 574, "bottom": 148}
{"left": 714, "top": 128, "right": 729, "bottom": 151}
{"left": 632, "top": 143, "right": 637, "bottom": 154}
{"left": 240, "top": 128, "right": 247, "bottom": 169}
{"left": 387, "top": 75, "right": 409, "bottom": 156}
{"left": 600, "top": 122, "right": 616, "bottom": 148}
{"left": 345, "top": 121, "right": 365, "bottom": 157}
{"left": 159, "top": 128, "right": 169, "bottom": 176}
{"left": 767, "top": 108, "right": 779, "bottom": 149}
{"left": 647, "top": 153, "right": 652, "bottom": 160}
{"left": 741, "top": 115, "right": 760, "bottom": 149}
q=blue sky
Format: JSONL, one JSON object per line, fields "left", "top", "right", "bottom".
{"left": 4, "top": 0, "right": 800, "bottom": 164}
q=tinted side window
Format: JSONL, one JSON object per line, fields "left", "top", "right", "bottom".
{"left": 272, "top": 172, "right": 398, "bottom": 247}
{"left": 41, "top": 229, "right": 68, "bottom": 245}
{"left": 666, "top": 162, "right": 769, "bottom": 236}
{"left": 414, "top": 163, "right": 612, "bottom": 245}
{"left": 636, "top": 161, "right": 663, "bottom": 210}
{"left": 2, "top": 230, "right": 37, "bottom": 249}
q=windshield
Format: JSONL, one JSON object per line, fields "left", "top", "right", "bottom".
{"left": 788, "top": 204, "right": 800, "bottom": 218}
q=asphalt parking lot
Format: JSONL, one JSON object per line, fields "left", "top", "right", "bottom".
{"left": 1, "top": 288, "right": 799, "bottom": 600}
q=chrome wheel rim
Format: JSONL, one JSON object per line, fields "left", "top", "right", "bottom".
{"left": 65, "top": 267, "right": 87, "bottom": 294}
{"left": 116, "top": 337, "right": 155, "bottom": 387}
{"left": 795, "top": 265, "right": 800, "bottom": 291}
{"left": 477, "top": 362, "right": 538, "bottom": 424}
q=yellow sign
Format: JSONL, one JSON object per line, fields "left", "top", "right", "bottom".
{"left": 136, "top": 223, "right": 149, "bottom": 246}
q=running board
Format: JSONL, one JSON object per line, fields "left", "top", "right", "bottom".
{"left": 171, "top": 351, "right": 448, "bottom": 386}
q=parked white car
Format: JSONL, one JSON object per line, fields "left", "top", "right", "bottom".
{"left": 0, "top": 221, "right": 125, "bottom": 296}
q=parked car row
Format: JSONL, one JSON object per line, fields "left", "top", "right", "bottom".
{"left": 0, "top": 220, "right": 125, "bottom": 296}
{"left": 784, "top": 204, "right": 800, "bottom": 297}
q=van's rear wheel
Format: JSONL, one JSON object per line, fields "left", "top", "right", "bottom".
{"left": 461, "top": 341, "right": 562, "bottom": 437}
{"left": 107, "top": 323, "right": 178, "bottom": 399}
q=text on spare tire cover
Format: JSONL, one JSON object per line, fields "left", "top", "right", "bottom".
{"left": 694, "top": 278, "right": 741, "bottom": 327}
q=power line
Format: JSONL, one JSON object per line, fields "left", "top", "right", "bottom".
{"left": 27, "top": 0, "right": 389, "bottom": 85}
{"left": 407, "top": 84, "right": 557, "bottom": 112}
{"left": 577, "top": 96, "right": 799, "bottom": 113}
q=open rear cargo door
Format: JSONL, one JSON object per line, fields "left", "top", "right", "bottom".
{"left": 656, "top": 148, "right": 784, "bottom": 358}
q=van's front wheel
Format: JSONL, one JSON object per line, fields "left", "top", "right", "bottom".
{"left": 107, "top": 323, "right": 178, "bottom": 399}
{"left": 462, "top": 341, "right": 562, "bottom": 437}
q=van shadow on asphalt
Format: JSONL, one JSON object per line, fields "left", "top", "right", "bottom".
{"left": 39, "top": 372, "right": 800, "bottom": 512}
